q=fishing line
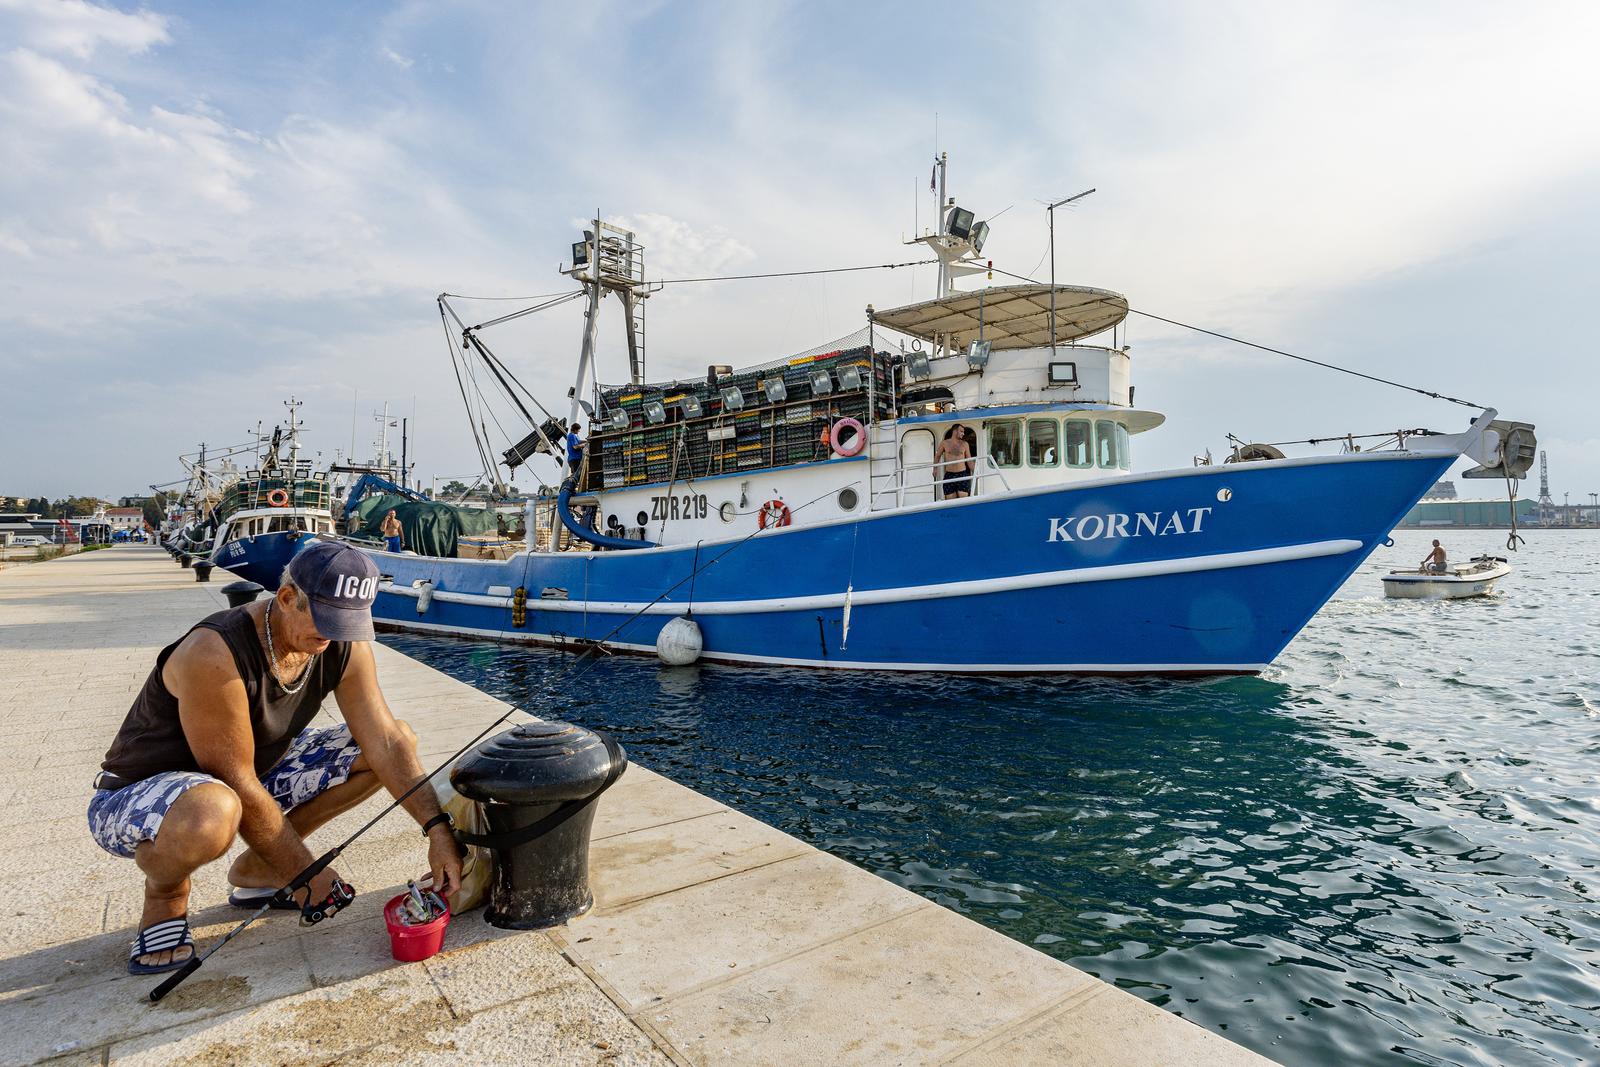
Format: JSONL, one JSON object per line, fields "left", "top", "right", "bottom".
{"left": 149, "top": 478, "right": 859, "bottom": 1002}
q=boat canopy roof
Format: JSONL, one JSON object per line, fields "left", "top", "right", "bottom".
{"left": 874, "top": 284, "right": 1128, "bottom": 350}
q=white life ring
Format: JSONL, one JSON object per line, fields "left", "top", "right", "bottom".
{"left": 829, "top": 417, "right": 866, "bottom": 457}
{"left": 758, "top": 500, "right": 791, "bottom": 529}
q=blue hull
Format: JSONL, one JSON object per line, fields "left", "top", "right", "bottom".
{"left": 215, "top": 531, "right": 317, "bottom": 589}
{"left": 357, "top": 453, "right": 1450, "bottom": 674}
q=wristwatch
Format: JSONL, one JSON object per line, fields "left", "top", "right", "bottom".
{"left": 421, "top": 811, "right": 454, "bottom": 838}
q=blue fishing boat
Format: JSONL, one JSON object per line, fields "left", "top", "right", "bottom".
{"left": 209, "top": 400, "right": 337, "bottom": 586}
{"left": 350, "top": 171, "right": 1536, "bottom": 674}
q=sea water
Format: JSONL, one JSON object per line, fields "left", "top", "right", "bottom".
{"left": 382, "top": 528, "right": 1600, "bottom": 1066}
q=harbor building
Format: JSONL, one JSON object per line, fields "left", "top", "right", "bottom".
{"left": 1396, "top": 497, "right": 1538, "bottom": 529}
{"left": 104, "top": 506, "right": 144, "bottom": 533}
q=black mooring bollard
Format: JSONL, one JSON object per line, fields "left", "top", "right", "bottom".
{"left": 179, "top": 553, "right": 193, "bottom": 569}
{"left": 192, "top": 560, "right": 214, "bottom": 583}
{"left": 450, "top": 721, "right": 627, "bottom": 929}
{"left": 221, "top": 580, "right": 263, "bottom": 608}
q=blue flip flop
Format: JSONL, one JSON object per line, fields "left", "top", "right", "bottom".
{"left": 227, "top": 886, "right": 299, "bottom": 910}
{"left": 128, "top": 916, "right": 195, "bottom": 976}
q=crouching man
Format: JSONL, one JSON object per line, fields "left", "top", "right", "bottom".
{"left": 88, "top": 541, "right": 462, "bottom": 975}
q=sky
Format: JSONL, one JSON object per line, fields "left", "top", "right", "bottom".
{"left": 2, "top": 0, "right": 1597, "bottom": 504}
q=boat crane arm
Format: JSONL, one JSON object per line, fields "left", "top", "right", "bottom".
{"left": 341, "top": 473, "right": 426, "bottom": 519}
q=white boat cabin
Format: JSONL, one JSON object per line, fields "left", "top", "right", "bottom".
{"left": 212, "top": 507, "right": 336, "bottom": 554}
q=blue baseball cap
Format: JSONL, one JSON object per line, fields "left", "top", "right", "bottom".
{"left": 287, "top": 540, "right": 380, "bottom": 641}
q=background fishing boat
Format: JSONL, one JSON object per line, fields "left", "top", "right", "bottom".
{"left": 176, "top": 399, "right": 337, "bottom": 583}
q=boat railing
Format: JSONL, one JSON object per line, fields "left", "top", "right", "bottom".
{"left": 871, "top": 455, "right": 1012, "bottom": 510}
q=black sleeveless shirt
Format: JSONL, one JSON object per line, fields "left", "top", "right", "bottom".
{"left": 101, "top": 605, "right": 353, "bottom": 782}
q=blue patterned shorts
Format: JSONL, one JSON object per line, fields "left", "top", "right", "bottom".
{"left": 86, "top": 725, "right": 363, "bottom": 858}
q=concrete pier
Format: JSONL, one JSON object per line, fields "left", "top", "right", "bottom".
{"left": 0, "top": 548, "right": 1271, "bottom": 1065}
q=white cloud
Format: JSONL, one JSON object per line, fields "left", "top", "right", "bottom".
{"left": 0, "top": 47, "right": 522, "bottom": 337}
{"left": 1018, "top": 4, "right": 1600, "bottom": 331}
{"left": 2, "top": 1, "right": 1597, "bottom": 498}
{"left": 0, "top": 0, "right": 168, "bottom": 58}
{"left": 603, "top": 214, "right": 755, "bottom": 282}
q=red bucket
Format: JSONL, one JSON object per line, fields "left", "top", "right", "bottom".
{"left": 384, "top": 893, "right": 451, "bottom": 962}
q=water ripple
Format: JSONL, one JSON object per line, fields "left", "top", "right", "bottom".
{"left": 383, "top": 529, "right": 1600, "bottom": 1066}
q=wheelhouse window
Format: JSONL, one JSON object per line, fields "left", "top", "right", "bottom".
{"left": 1116, "top": 423, "right": 1131, "bottom": 470}
{"left": 1027, "top": 419, "right": 1059, "bottom": 467}
{"left": 988, "top": 420, "right": 1021, "bottom": 468}
{"left": 1063, "top": 419, "right": 1092, "bottom": 468}
{"left": 1095, "top": 420, "right": 1121, "bottom": 470}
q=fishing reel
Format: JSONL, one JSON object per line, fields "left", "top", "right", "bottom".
{"left": 297, "top": 878, "right": 356, "bottom": 927}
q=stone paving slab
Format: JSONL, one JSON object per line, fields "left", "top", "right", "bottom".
{"left": 1, "top": 547, "right": 1275, "bottom": 1065}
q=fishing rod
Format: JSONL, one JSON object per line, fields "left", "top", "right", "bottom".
{"left": 150, "top": 478, "right": 861, "bottom": 1002}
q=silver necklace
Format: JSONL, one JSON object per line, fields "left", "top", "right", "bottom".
{"left": 263, "top": 599, "right": 317, "bottom": 695}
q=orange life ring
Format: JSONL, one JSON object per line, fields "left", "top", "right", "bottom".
{"left": 758, "top": 499, "right": 791, "bottom": 529}
{"left": 829, "top": 417, "right": 866, "bottom": 457}
{"left": 266, "top": 488, "right": 290, "bottom": 508}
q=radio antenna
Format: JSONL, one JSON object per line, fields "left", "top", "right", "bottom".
{"left": 1045, "top": 189, "right": 1095, "bottom": 358}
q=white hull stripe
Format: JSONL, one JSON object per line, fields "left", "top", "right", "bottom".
{"left": 379, "top": 538, "right": 1361, "bottom": 617}
{"left": 373, "top": 617, "right": 1267, "bottom": 674}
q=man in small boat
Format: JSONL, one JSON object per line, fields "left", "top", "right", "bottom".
{"left": 1421, "top": 539, "right": 1448, "bottom": 574}
{"left": 935, "top": 424, "right": 973, "bottom": 499}
{"left": 380, "top": 509, "right": 404, "bottom": 553}
{"left": 86, "top": 541, "right": 463, "bottom": 975}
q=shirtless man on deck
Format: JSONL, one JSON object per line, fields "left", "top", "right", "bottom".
{"left": 935, "top": 424, "right": 974, "bottom": 499}
{"left": 380, "top": 509, "right": 404, "bottom": 553}
{"left": 87, "top": 541, "right": 462, "bottom": 974}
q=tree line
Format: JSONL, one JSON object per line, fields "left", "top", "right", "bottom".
{"left": 14, "top": 497, "right": 109, "bottom": 519}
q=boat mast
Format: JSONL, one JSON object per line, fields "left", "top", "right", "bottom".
{"left": 908, "top": 153, "right": 990, "bottom": 358}
{"left": 936, "top": 152, "right": 949, "bottom": 299}
{"left": 562, "top": 216, "right": 655, "bottom": 479}
{"left": 372, "top": 402, "right": 397, "bottom": 475}
{"left": 283, "top": 396, "right": 303, "bottom": 473}
{"left": 567, "top": 217, "right": 604, "bottom": 479}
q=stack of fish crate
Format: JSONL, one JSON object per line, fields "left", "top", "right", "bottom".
{"left": 584, "top": 347, "right": 897, "bottom": 492}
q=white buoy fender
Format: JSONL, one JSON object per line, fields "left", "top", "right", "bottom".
{"left": 415, "top": 580, "right": 434, "bottom": 615}
{"left": 656, "top": 616, "right": 703, "bottom": 666}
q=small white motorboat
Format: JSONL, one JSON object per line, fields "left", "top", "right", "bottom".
{"left": 1383, "top": 554, "right": 1512, "bottom": 599}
